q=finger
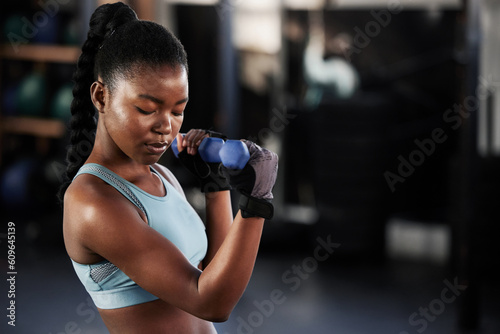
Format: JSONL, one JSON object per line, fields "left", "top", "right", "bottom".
{"left": 176, "top": 133, "right": 186, "bottom": 153}
{"left": 196, "top": 133, "right": 209, "bottom": 146}
{"left": 183, "top": 130, "right": 198, "bottom": 155}
{"left": 190, "top": 130, "right": 208, "bottom": 147}
{"left": 184, "top": 129, "right": 208, "bottom": 155}
{"left": 184, "top": 129, "right": 202, "bottom": 146}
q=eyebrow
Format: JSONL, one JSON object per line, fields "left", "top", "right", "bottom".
{"left": 138, "top": 94, "right": 189, "bottom": 105}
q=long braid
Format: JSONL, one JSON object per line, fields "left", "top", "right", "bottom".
{"left": 58, "top": 3, "right": 137, "bottom": 200}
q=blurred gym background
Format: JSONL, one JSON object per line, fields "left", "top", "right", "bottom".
{"left": 1, "top": 0, "right": 500, "bottom": 333}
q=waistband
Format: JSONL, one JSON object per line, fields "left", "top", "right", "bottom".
{"left": 88, "top": 284, "right": 159, "bottom": 309}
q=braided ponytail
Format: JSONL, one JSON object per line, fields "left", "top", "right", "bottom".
{"left": 58, "top": 2, "right": 138, "bottom": 200}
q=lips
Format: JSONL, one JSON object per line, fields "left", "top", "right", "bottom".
{"left": 145, "top": 142, "right": 168, "bottom": 155}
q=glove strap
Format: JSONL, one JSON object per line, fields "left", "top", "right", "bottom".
{"left": 205, "top": 130, "right": 227, "bottom": 140}
{"left": 239, "top": 192, "right": 274, "bottom": 219}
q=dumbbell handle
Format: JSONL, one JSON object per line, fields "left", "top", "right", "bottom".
{"left": 171, "top": 135, "right": 250, "bottom": 170}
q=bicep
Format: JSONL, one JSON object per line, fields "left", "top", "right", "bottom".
{"left": 75, "top": 195, "right": 203, "bottom": 314}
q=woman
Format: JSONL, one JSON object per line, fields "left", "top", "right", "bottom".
{"left": 60, "top": 2, "right": 278, "bottom": 333}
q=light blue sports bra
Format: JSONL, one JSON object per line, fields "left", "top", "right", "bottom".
{"left": 70, "top": 163, "right": 208, "bottom": 309}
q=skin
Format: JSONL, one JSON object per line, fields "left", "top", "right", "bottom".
{"left": 63, "top": 64, "right": 265, "bottom": 334}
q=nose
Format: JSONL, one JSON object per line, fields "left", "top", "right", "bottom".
{"left": 153, "top": 112, "right": 172, "bottom": 135}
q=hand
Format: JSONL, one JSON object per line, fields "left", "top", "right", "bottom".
{"left": 175, "top": 129, "right": 231, "bottom": 193}
{"left": 223, "top": 140, "right": 278, "bottom": 219}
{"left": 176, "top": 129, "right": 208, "bottom": 156}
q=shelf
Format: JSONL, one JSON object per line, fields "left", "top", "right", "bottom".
{"left": 0, "top": 44, "right": 80, "bottom": 63}
{"left": 1, "top": 116, "right": 66, "bottom": 138}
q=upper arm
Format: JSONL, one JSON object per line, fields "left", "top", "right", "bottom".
{"left": 64, "top": 180, "right": 208, "bottom": 317}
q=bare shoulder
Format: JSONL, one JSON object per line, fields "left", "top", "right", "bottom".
{"left": 152, "top": 163, "right": 185, "bottom": 198}
{"left": 64, "top": 173, "right": 145, "bottom": 219}
{"left": 63, "top": 173, "right": 146, "bottom": 262}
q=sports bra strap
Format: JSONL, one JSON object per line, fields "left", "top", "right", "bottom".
{"left": 76, "top": 164, "right": 146, "bottom": 215}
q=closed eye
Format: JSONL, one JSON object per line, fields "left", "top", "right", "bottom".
{"left": 136, "top": 106, "right": 155, "bottom": 115}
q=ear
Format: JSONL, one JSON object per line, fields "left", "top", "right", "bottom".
{"left": 90, "top": 81, "right": 106, "bottom": 113}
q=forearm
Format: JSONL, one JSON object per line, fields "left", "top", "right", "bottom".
{"left": 197, "top": 211, "right": 264, "bottom": 320}
{"left": 172, "top": 133, "right": 276, "bottom": 320}
{"left": 203, "top": 191, "right": 233, "bottom": 266}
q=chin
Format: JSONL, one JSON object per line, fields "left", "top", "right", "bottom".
{"left": 138, "top": 155, "right": 163, "bottom": 166}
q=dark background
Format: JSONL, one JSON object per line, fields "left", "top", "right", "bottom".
{"left": 1, "top": 0, "right": 499, "bottom": 333}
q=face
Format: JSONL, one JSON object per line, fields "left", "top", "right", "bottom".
{"left": 92, "top": 64, "right": 188, "bottom": 166}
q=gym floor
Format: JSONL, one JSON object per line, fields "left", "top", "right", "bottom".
{"left": 2, "top": 222, "right": 499, "bottom": 334}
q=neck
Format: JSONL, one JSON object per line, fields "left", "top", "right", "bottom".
{"left": 86, "top": 122, "right": 151, "bottom": 181}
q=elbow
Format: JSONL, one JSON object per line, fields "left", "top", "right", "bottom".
{"left": 208, "top": 313, "right": 230, "bottom": 323}
{"left": 199, "top": 304, "right": 234, "bottom": 323}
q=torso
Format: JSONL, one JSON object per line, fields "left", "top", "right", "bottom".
{"left": 65, "top": 163, "right": 215, "bottom": 333}
{"left": 99, "top": 299, "right": 217, "bottom": 334}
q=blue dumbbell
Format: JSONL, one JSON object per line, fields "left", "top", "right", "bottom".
{"left": 171, "top": 135, "right": 249, "bottom": 169}
{"left": 171, "top": 135, "right": 224, "bottom": 162}
{"left": 219, "top": 140, "right": 250, "bottom": 169}
{"left": 199, "top": 137, "right": 225, "bottom": 163}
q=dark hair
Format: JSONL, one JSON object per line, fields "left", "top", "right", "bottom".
{"left": 58, "top": 2, "right": 188, "bottom": 201}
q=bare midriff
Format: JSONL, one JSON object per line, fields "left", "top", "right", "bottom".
{"left": 99, "top": 299, "right": 218, "bottom": 334}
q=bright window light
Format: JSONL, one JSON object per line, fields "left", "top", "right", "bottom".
{"left": 330, "top": 0, "right": 461, "bottom": 9}
{"left": 164, "top": 0, "right": 219, "bottom": 5}
{"left": 284, "top": 0, "right": 327, "bottom": 10}
{"left": 237, "top": 0, "right": 280, "bottom": 11}
{"left": 233, "top": 11, "right": 281, "bottom": 54}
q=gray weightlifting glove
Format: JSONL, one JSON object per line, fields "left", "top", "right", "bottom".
{"left": 223, "top": 140, "right": 278, "bottom": 219}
